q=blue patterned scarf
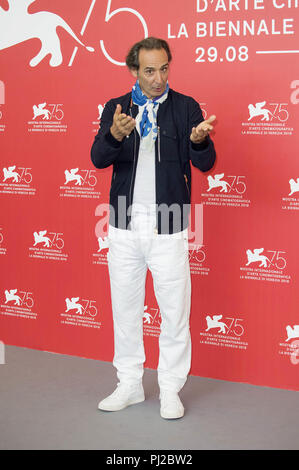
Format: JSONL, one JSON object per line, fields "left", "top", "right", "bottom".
{"left": 132, "top": 80, "right": 169, "bottom": 150}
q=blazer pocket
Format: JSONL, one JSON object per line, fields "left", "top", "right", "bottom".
{"left": 160, "top": 127, "right": 179, "bottom": 161}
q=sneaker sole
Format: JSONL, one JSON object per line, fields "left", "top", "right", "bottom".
{"left": 160, "top": 409, "right": 184, "bottom": 419}
{"left": 98, "top": 395, "right": 145, "bottom": 412}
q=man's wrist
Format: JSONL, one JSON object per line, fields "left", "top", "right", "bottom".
{"left": 106, "top": 129, "right": 123, "bottom": 147}
{"left": 191, "top": 136, "right": 209, "bottom": 150}
{"left": 110, "top": 125, "right": 125, "bottom": 142}
{"left": 190, "top": 135, "right": 206, "bottom": 145}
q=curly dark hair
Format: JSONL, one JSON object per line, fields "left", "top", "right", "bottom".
{"left": 125, "top": 37, "right": 172, "bottom": 70}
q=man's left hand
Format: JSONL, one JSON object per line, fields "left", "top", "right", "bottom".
{"left": 190, "top": 115, "right": 216, "bottom": 144}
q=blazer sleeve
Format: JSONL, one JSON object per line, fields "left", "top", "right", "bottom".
{"left": 188, "top": 97, "right": 216, "bottom": 172}
{"left": 90, "top": 100, "right": 123, "bottom": 169}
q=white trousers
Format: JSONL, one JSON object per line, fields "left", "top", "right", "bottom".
{"left": 107, "top": 211, "right": 191, "bottom": 393}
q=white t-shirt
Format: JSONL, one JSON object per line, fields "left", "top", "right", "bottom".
{"left": 131, "top": 138, "right": 156, "bottom": 215}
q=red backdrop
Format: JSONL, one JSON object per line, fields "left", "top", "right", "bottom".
{"left": 0, "top": 0, "right": 299, "bottom": 390}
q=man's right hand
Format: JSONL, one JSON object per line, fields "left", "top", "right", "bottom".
{"left": 110, "top": 104, "right": 136, "bottom": 141}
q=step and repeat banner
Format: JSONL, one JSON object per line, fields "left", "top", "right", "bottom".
{"left": 0, "top": 0, "right": 298, "bottom": 390}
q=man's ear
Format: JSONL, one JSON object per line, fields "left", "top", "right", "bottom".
{"left": 130, "top": 68, "right": 138, "bottom": 79}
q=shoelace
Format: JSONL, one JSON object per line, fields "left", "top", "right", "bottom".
{"left": 114, "top": 383, "right": 139, "bottom": 398}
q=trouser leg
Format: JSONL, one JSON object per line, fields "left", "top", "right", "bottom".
{"left": 147, "top": 231, "right": 191, "bottom": 393}
{"left": 107, "top": 227, "right": 147, "bottom": 385}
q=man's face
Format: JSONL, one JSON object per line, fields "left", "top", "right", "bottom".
{"left": 131, "top": 48, "right": 169, "bottom": 99}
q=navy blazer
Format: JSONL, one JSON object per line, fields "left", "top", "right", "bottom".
{"left": 91, "top": 88, "right": 216, "bottom": 233}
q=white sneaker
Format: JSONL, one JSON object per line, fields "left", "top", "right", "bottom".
{"left": 98, "top": 382, "right": 145, "bottom": 412}
{"left": 160, "top": 391, "right": 184, "bottom": 419}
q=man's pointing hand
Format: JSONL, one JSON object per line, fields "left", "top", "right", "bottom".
{"left": 110, "top": 104, "right": 136, "bottom": 142}
{"left": 190, "top": 115, "right": 216, "bottom": 144}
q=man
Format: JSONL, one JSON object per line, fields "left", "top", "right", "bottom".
{"left": 91, "top": 37, "right": 216, "bottom": 419}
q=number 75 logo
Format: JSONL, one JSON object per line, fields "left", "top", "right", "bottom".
{"left": 70, "top": 0, "right": 148, "bottom": 66}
